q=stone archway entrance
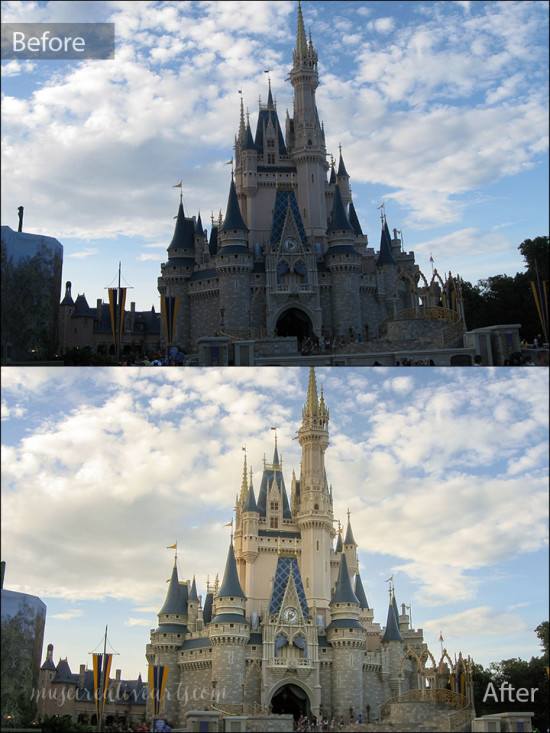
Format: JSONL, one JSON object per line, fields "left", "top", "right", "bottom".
{"left": 270, "top": 683, "right": 311, "bottom": 721}
{"left": 275, "top": 308, "right": 313, "bottom": 340}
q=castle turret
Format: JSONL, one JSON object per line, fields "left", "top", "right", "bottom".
{"left": 216, "top": 175, "right": 252, "bottom": 334}
{"left": 296, "top": 367, "right": 333, "bottom": 619}
{"left": 209, "top": 539, "right": 250, "bottom": 706}
{"left": 336, "top": 148, "right": 350, "bottom": 207}
{"left": 343, "top": 510, "right": 358, "bottom": 578}
{"left": 381, "top": 589, "right": 404, "bottom": 696}
{"left": 326, "top": 184, "right": 362, "bottom": 338}
{"left": 355, "top": 571, "right": 374, "bottom": 626}
{"left": 146, "top": 557, "right": 189, "bottom": 723}
{"left": 326, "top": 554, "right": 365, "bottom": 719}
{"left": 288, "top": 1, "right": 328, "bottom": 245}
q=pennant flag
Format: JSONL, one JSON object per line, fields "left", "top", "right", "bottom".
{"left": 161, "top": 296, "right": 180, "bottom": 344}
{"left": 148, "top": 664, "right": 169, "bottom": 718}
{"left": 225, "top": 160, "right": 233, "bottom": 165}
{"left": 92, "top": 653, "right": 113, "bottom": 715}
{"left": 385, "top": 576, "right": 393, "bottom": 583}
{"left": 173, "top": 181, "right": 182, "bottom": 188}
{"left": 224, "top": 520, "right": 233, "bottom": 527}
{"left": 430, "top": 253, "right": 434, "bottom": 263}
{"left": 439, "top": 632, "right": 444, "bottom": 642}
{"left": 166, "top": 544, "right": 177, "bottom": 550}
{"left": 530, "top": 280, "right": 548, "bottom": 341}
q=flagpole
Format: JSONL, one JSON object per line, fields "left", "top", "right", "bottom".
{"left": 97, "top": 625, "right": 107, "bottom": 733}
{"left": 116, "top": 264, "right": 121, "bottom": 365}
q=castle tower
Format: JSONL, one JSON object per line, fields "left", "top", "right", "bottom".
{"left": 209, "top": 539, "right": 250, "bottom": 705}
{"left": 158, "top": 194, "right": 196, "bottom": 349}
{"left": 381, "top": 589, "right": 404, "bottom": 696}
{"left": 343, "top": 510, "right": 358, "bottom": 578}
{"left": 187, "top": 575, "right": 199, "bottom": 631}
{"left": 146, "top": 556, "right": 189, "bottom": 724}
{"left": 336, "top": 148, "right": 350, "bottom": 207}
{"left": 216, "top": 175, "right": 253, "bottom": 334}
{"left": 376, "top": 215, "right": 399, "bottom": 319}
{"left": 355, "top": 571, "right": 374, "bottom": 626}
{"left": 296, "top": 367, "right": 333, "bottom": 618}
{"left": 326, "top": 184, "right": 362, "bottom": 338}
{"left": 326, "top": 553, "right": 366, "bottom": 719}
{"left": 288, "top": 2, "right": 328, "bottom": 245}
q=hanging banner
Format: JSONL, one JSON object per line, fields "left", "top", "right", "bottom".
{"left": 92, "top": 652, "right": 113, "bottom": 715}
{"left": 108, "top": 288, "right": 127, "bottom": 349}
{"left": 530, "top": 280, "right": 548, "bottom": 341}
{"left": 161, "top": 296, "right": 180, "bottom": 343}
{"left": 148, "top": 664, "right": 169, "bottom": 718}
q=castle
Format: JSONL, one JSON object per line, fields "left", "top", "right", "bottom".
{"left": 157, "top": 3, "right": 462, "bottom": 355}
{"left": 145, "top": 368, "right": 473, "bottom": 728}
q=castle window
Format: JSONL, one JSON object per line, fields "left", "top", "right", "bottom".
{"left": 270, "top": 501, "right": 279, "bottom": 511}
{"left": 230, "top": 624, "right": 234, "bottom": 628}
{"left": 316, "top": 540, "right": 319, "bottom": 551}
{"left": 270, "top": 517, "right": 278, "bottom": 529}
{"left": 311, "top": 174, "right": 314, "bottom": 183}
{"left": 267, "top": 139, "right": 275, "bottom": 148}
{"left": 267, "top": 153, "right": 275, "bottom": 164}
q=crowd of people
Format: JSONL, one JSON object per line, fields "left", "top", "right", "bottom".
{"left": 295, "top": 711, "right": 367, "bottom": 731}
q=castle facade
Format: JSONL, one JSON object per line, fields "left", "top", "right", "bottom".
{"left": 157, "top": 3, "right": 428, "bottom": 354}
{"left": 145, "top": 369, "right": 469, "bottom": 728}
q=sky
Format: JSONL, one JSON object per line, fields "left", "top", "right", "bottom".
{"left": 1, "top": 0, "right": 548, "bottom": 311}
{"left": 1, "top": 366, "right": 548, "bottom": 682}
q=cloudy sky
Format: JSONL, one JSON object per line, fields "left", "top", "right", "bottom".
{"left": 1, "top": 366, "right": 548, "bottom": 681}
{"left": 1, "top": 0, "right": 548, "bottom": 310}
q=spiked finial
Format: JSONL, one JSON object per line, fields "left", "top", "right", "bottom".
{"left": 296, "top": 1, "right": 308, "bottom": 58}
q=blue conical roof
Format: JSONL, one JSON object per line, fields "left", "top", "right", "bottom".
{"left": 327, "top": 184, "right": 354, "bottom": 233}
{"left": 160, "top": 564, "right": 186, "bottom": 615}
{"left": 337, "top": 152, "right": 349, "bottom": 177}
{"left": 335, "top": 532, "right": 343, "bottom": 553}
{"left": 330, "top": 553, "right": 359, "bottom": 605}
{"left": 348, "top": 199, "right": 363, "bottom": 236}
{"left": 208, "top": 225, "right": 218, "bottom": 255}
{"left": 220, "top": 176, "right": 248, "bottom": 233}
{"left": 216, "top": 541, "right": 245, "bottom": 598}
{"left": 243, "top": 124, "right": 257, "bottom": 151}
{"left": 377, "top": 219, "right": 396, "bottom": 265}
{"left": 168, "top": 200, "right": 196, "bottom": 251}
{"left": 381, "top": 597, "right": 403, "bottom": 643}
{"left": 344, "top": 517, "right": 357, "bottom": 546}
{"left": 189, "top": 576, "right": 198, "bottom": 602}
{"left": 243, "top": 484, "right": 258, "bottom": 512}
{"left": 354, "top": 572, "right": 369, "bottom": 610}
{"left": 195, "top": 213, "right": 204, "bottom": 236}
{"left": 202, "top": 592, "right": 213, "bottom": 624}
{"left": 329, "top": 165, "right": 336, "bottom": 184}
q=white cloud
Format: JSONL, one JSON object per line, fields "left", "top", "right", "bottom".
{"left": 424, "top": 606, "right": 529, "bottom": 639}
{"left": 50, "top": 609, "right": 85, "bottom": 621}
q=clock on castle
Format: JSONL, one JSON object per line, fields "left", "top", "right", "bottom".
{"left": 145, "top": 368, "right": 474, "bottom": 729}
{"left": 157, "top": 2, "right": 464, "bottom": 355}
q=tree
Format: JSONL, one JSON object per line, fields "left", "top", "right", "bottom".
{"left": 472, "top": 622, "right": 549, "bottom": 732}
{"left": 519, "top": 236, "right": 549, "bottom": 281}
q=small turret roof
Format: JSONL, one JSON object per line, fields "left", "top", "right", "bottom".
{"left": 344, "top": 515, "right": 357, "bottom": 546}
{"left": 243, "top": 484, "right": 258, "bottom": 512}
{"left": 377, "top": 218, "right": 397, "bottom": 265}
{"left": 243, "top": 123, "right": 258, "bottom": 151}
{"left": 329, "top": 165, "right": 336, "bottom": 185}
{"left": 330, "top": 553, "right": 359, "bottom": 605}
{"left": 208, "top": 225, "right": 219, "bottom": 256}
{"left": 202, "top": 592, "right": 213, "bottom": 624}
{"left": 220, "top": 176, "right": 248, "bottom": 233}
{"left": 216, "top": 541, "right": 245, "bottom": 598}
{"left": 188, "top": 576, "right": 198, "bottom": 602}
{"left": 337, "top": 151, "right": 349, "bottom": 178}
{"left": 159, "top": 563, "right": 187, "bottom": 616}
{"left": 354, "top": 572, "right": 369, "bottom": 610}
{"left": 348, "top": 199, "right": 364, "bottom": 236}
{"left": 327, "top": 184, "right": 354, "bottom": 233}
{"left": 335, "top": 532, "right": 343, "bottom": 553}
{"left": 168, "top": 200, "right": 196, "bottom": 251}
{"left": 381, "top": 596, "right": 403, "bottom": 643}
{"left": 195, "top": 213, "right": 204, "bottom": 236}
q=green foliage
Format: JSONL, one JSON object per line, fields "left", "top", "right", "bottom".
{"left": 39, "top": 714, "right": 94, "bottom": 732}
{"left": 473, "top": 621, "right": 550, "bottom": 732}
{"left": 62, "top": 347, "right": 117, "bottom": 366}
{"left": 462, "top": 235, "right": 549, "bottom": 340}
{"left": 1, "top": 603, "right": 45, "bottom": 727}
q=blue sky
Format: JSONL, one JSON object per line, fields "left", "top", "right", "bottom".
{"left": 1, "top": 366, "right": 548, "bottom": 681}
{"left": 1, "top": 1, "right": 548, "bottom": 310}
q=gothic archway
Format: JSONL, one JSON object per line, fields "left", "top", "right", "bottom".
{"left": 270, "top": 682, "right": 311, "bottom": 721}
{"left": 275, "top": 307, "right": 313, "bottom": 340}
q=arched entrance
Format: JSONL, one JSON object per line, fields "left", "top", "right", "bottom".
{"left": 275, "top": 308, "right": 313, "bottom": 340}
{"left": 270, "top": 683, "right": 311, "bottom": 721}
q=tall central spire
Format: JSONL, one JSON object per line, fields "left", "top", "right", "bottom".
{"left": 296, "top": 0, "right": 308, "bottom": 59}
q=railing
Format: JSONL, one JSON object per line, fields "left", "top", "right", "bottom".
{"left": 218, "top": 328, "right": 270, "bottom": 341}
{"left": 380, "top": 687, "right": 469, "bottom": 721}
{"left": 377, "top": 306, "right": 460, "bottom": 340}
